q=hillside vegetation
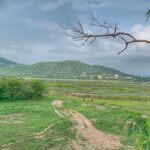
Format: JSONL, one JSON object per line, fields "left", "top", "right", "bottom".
{"left": 0, "top": 57, "right": 18, "bottom": 65}
{"left": 0, "top": 59, "right": 133, "bottom": 80}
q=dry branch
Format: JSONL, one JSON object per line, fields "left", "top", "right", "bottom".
{"left": 61, "top": 16, "right": 150, "bottom": 54}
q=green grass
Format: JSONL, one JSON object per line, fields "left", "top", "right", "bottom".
{"left": 47, "top": 79, "right": 150, "bottom": 147}
{"left": 0, "top": 97, "right": 76, "bottom": 150}
{"left": 0, "top": 79, "right": 150, "bottom": 149}
{"left": 58, "top": 96, "right": 143, "bottom": 146}
{"left": 48, "top": 80, "right": 150, "bottom": 99}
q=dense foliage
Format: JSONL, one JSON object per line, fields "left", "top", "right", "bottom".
{"left": 0, "top": 77, "right": 46, "bottom": 99}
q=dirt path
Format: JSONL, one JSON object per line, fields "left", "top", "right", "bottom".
{"left": 52, "top": 100, "right": 121, "bottom": 150}
{"left": 1, "top": 100, "right": 122, "bottom": 150}
{"left": 67, "top": 109, "right": 121, "bottom": 150}
{"left": 52, "top": 100, "right": 65, "bottom": 117}
{"left": 52, "top": 100, "right": 63, "bottom": 108}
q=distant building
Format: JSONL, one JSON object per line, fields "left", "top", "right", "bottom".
{"left": 80, "top": 72, "right": 87, "bottom": 78}
{"left": 114, "top": 74, "right": 119, "bottom": 79}
{"left": 126, "top": 76, "right": 132, "bottom": 79}
{"left": 97, "top": 75, "right": 103, "bottom": 80}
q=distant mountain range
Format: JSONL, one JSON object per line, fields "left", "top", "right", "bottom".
{"left": 0, "top": 57, "right": 141, "bottom": 80}
{"left": 0, "top": 57, "right": 18, "bottom": 65}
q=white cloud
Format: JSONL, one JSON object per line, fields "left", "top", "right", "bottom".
{"left": 40, "top": 0, "right": 64, "bottom": 11}
{"left": 130, "top": 24, "right": 150, "bottom": 49}
{"left": 131, "top": 24, "right": 150, "bottom": 40}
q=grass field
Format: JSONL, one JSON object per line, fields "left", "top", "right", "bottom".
{"left": 0, "top": 79, "right": 150, "bottom": 149}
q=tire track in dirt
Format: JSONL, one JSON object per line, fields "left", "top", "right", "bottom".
{"left": 1, "top": 100, "right": 124, "bottom": 150}
{"left": 52, "top": 100, "right": 121, "bottom": 150}
{"left": 52, "top": 100, "right": 65, "bottom": 118}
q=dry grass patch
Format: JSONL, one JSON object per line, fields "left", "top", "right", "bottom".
{"left": 0, "top": 113, "right": 23, "bottom": 125}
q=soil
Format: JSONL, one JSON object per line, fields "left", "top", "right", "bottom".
{"left": 52, "top": 100, "right": 121, "bottom": 150}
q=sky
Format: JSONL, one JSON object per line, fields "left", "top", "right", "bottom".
{"left": 0, "top": 0, "right": 150, "bottom": 76}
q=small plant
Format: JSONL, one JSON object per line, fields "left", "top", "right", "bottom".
{"left": 126, "top": 115, "right": 150, "bottom": 149}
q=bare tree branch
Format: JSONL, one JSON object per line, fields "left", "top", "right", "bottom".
{"left": 61, "top": 17, "right": 150, "bottom": 54}
{"left": 88, "top": 0, "right": 103, "bottom": 5}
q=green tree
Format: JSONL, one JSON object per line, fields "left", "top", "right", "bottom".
{"left": 4, "top": 77, "right": 23, "bottom": 99}
{"left": 29, "top": 80, "right": 46, "bottom": 98}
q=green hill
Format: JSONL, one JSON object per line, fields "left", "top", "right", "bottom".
{"left": 0, "top": 57, "right": 18, "bottom": 65}
{"left": 0, "top": 59, "right": 133, "bottom": 80}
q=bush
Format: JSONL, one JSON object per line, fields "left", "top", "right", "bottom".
{"left": 0, "top": 77, "right": 46, "bottom": 100}
{"left": 29, "top": 80, "right": 46, "bottom": 98}
{"left": 0, "top": 78, "right": 5, "bottom": 98}
{"left": 4, "top": 77, "right": 23, "bottom": 99}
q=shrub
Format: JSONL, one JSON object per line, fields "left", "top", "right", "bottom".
{"left": 29, "top": 80, "right": 46, "bottom": 98}
{"left": 4, "top": 77, "right": 23, "bottom": 99}
{"left": 0, "top": 79, "right": 5, "bottom": 98}
{"left": 0, "top": 77, "right": 46, "bottom": 100}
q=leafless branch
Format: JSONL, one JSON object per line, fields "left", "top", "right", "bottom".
{"left": 61, "top": 17, "right": 150, "bottom": 54}
{"left": 88, "top": 0, "right": 103, "bottom": 5}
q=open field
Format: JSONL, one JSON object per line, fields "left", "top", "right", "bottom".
{"left": 0, "top": 80, "right": 150, "bottom": 150}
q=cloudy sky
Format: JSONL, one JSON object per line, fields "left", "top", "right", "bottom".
{"left": 0, "top": 0, "right": 150, "bottom": 76}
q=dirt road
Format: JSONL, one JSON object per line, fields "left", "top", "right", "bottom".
{"left": 52, "top": 100, "right": 121, "bottom": 150}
